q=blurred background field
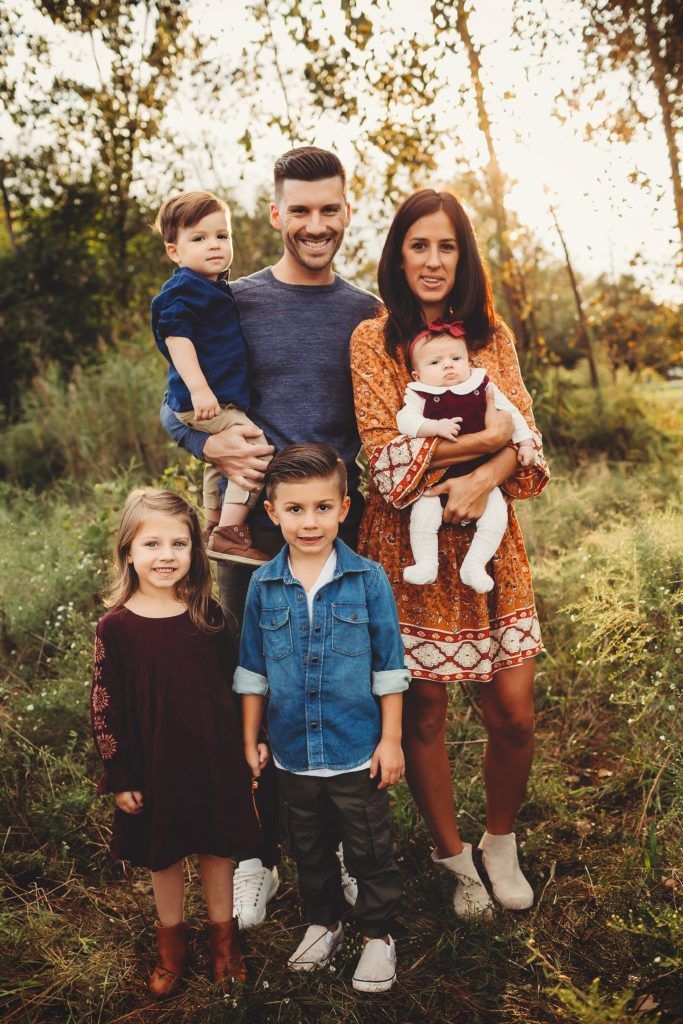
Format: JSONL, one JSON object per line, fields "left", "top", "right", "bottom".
{"left": 1, "top": 1, "right": 682, "bottom": 1022}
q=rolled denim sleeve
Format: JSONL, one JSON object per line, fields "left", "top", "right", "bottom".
{"left": 233, "top": 576, "right": 269, "bottom": 696}
{"left": 366, "top": 565, "right": 411, "bottom": 696}
{"left": 160, "top": 396, "right": 208, "bottom": 461}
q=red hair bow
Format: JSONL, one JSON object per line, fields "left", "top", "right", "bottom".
{"left": 408, "top": 319, "right": 465, "bottom": 366}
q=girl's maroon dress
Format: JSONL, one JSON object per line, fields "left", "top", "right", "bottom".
{"left": 91, "top": 603, "right": 260, "bottom": 871}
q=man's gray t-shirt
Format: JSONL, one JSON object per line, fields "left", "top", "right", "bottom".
{"left": 230, "top": 267, "right": 379, "bottom": 529}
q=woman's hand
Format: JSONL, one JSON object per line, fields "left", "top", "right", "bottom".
{"left": 484, "top": 386, "right": 514, "bottom": 447}
{"left": 115, "top": 790, "right": 144, "bottom": 814}
{"left": 425, "top": 473, "right": 492, "bottom": 524}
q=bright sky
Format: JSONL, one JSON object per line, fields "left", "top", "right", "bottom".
{"left": 3, "top": 0, "right": 681, "bottom": 301}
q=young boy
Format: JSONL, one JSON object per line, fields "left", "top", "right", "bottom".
{"left": 233, "top": 443, "right": 409, "bottom": 994}
{"left": 152, "top": 190, "right": 272, "bottom": 565}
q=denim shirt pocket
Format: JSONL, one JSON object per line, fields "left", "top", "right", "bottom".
{"left": 331, "top": 603, "right": 371, "bottom": 656}
{"left": 260, "top": 607, "right": 293, "bottom": 661}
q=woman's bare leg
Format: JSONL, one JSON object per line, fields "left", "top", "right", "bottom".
{"left": 402, "top": 678, "right": 463, "bottom": 858}
{"left": 198, "top": 854, "right": 234, "bottom": 923}
{"left": 151, "top": 861, "right": 185, "bottom": 926}
{"left": 480, "top": 659, "right": 536, "bottom": 835}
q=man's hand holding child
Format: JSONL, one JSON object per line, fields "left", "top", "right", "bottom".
{"left": 370, "top": 739, "right": 405, "bottom": 790}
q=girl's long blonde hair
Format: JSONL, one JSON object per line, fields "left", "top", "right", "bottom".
{"left": 104, "top": 488, "right": 221, "bottom": 633}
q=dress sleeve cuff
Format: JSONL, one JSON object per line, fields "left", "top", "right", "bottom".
{"left": 372, "top": 668, "right": 411, "bottom": 697}
{"left": 233, "top": 666, "right": 269, "bottom": 696}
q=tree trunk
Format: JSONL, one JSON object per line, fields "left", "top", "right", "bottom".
{"left": 453, "top": 1, "right": 539, "bottom": 357}
{"left": 641, "top": 0, "right": 683, "bottom": 252}
{"left": 0, "top": 167, "right": 17, "bottom": 252}
{"left": 549, "top": 204, "right": 601, "bottom": 390}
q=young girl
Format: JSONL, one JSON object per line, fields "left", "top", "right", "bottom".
{"left": 91, "top": 488, "right": 261, "bottom": 997}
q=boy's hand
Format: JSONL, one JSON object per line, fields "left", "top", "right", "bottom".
{"left": 114, "top": 790, "right": 144, "bottom": 814}
{"left": 370, "top": 739, "right": 405, "bottom": 790}
{"left": 191, "top": 385, "right": 222, "bottom": 421}
{"left": 433, "top": 417, "right": 462, "bottom": 442}
{"left": 244, "top": 742, "right": 270, "bottom": 778}
{"left": 517, "top": 440, "right": 536, "bottom": 467}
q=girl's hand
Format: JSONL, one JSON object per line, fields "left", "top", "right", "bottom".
{"left": 115, "top": 790, "right": 144, "bottom": 814}
{"left": 244, "top": 742, "right": 269, "bottom": 778}
{"left": 370, "top": 739, "right": 405, "bottom": 790}
{"left": 425, "top": 473, "right": 491, "bottom": 524}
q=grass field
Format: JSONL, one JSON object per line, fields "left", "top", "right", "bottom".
{"left": 1, "top": 373, "right": 681, "bottom": 1024}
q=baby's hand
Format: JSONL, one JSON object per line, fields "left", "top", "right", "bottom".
{"left": 517, "top": 440, "right": 536, "bottom": 467}
{"left": 370, "top": 739, "right": 405, "bottom": 791}
{"left": 433, "top": 417, "right": 463, "bottom": 442}
{"left": 244, "top": 742, "right": 270, "bottom": 779}
{"left": 191, "top": 385, "right": 222, "bottom": 421}
{"left": 114, "top": 790, "right": 144, "bottom": 814}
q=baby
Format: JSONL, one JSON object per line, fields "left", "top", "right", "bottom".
{"left": 151, "top": 190, "right": 270, "bottom": 566}
{"left": 396, "top": 321, "right": 535, "bottom": 592}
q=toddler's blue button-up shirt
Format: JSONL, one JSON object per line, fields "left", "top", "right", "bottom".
{"left": 151, "top": 266, "right": 250, "bottom": 413}
{"left": 233, "top": 540, "right": 410, "bottom": 773}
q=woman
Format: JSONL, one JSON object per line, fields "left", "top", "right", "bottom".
{"left": 350, "top": 190, "right": 549, "bottom": 918}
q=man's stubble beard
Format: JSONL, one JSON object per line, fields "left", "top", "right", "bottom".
{"left": 285, "top": 232, "right": 344, "bottom": 274}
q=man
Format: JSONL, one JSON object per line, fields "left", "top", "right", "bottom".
{"left": 161, "top": 146, "right": 380, "bottom": 927}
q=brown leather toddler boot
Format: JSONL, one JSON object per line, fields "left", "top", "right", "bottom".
{"left": 148, "top": 921, "right": 188, "bottom": 998}
{"left": 206, "top": 525, "right": 270, "bottom": 565}
{"left": 208, "top": 918, "right": 247, "bottom": 991}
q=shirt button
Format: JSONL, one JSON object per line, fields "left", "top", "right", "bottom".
{"left": 309, "top": 691, "right": 317, "bottom": 698}
{"left": 296, "top": 593, "right": 304, "bottom": 601}
{"left": 314, "top": 626, "right": 321, "bottom": 633}
{"left": 351, "top": 613, "right": 358, "bottom": 621}
{"left": 311, "top": 656, "right": 318, "bottom": 664}
{"left": 316, "top": 594, "right": 321, "bottom": 601}
{"left": 474, "top": 389, "right": 479, "bottom": 395}
{"left": 311, "top": 722, "right": 318, "bottom": 729}
{"left": 303, "top": 655, "right": 308, "bottom": 664}
{"left": 300, "top": 625, "right": 308, "bottom": 632}
{"left": 270, "top": 619, "right": 276, "bottom": 626}
{"left": 433, "top": 396, "right": 440, "bottom": 403}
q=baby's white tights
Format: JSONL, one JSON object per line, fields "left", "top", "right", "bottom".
{"left": 404, "top": 487, "right": 508, "bottom": 592}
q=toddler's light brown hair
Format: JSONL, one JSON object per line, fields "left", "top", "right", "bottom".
{"left": 154, "top": 190, "right": 229, "bottom": 244}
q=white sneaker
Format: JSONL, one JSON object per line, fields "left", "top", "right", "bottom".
{"left": 352, "top": 935, "right": 397, "bottom": 993}
{"left": 336, "top": 843, "right": 358, "bottom": 906}
{"left": 233, "top": 858, "right": 279, "bottom": 929}
{"left": 288, "top": 922, "right": 344, "bottom": 972}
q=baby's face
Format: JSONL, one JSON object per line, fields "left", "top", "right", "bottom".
{"left": 411, "top": 334, "right": 471, "bottom": 387}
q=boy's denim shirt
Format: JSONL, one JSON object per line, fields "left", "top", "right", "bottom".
{"left": 233, "top": 539, "right": 410, "bottom": 773}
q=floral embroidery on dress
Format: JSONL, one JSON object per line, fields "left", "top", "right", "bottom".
{"left": 96, "top": 732, "right": 118, "bottom": 759}
{"left": 94, "top": 637, "right": 105, "bottom": 663}
{"left": 91, "top": 683, "right": 110, "bottom": 713}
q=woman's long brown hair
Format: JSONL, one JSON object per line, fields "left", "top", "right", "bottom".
{"left": 378, "top": 189, "right": 497, "bottom": 361}
{"left": 104, "top": 488, "right": 221, "bottom": 633}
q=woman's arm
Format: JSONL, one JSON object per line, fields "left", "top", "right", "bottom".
{"left": 427, "top": 447, "right": 519, "bottom": 522}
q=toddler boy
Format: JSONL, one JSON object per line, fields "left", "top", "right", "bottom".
{"left": 233, "top": 442, "right": 409, "bottom": 994}
{"left": 152, "top": 190, "right": 271, "bottom": 565}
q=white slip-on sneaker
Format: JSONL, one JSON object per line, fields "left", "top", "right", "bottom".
{"left": 288, "top": 922, "right": 344, "bottom": 972}
{"left": 478, "top": 832, "right": 534, "bottom": 910}
{"left": 352, "top": 935, "right": 397, "bottom": 994}
{"left": 233, "top": 858, "right": 280, "bottom": 929}
{"left": 336, "top": 843, "right": 358, "bottom": 906}
{"left": 431, "top": 844, "right": 494, "bottom": 919}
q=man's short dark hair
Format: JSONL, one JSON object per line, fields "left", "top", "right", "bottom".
{"left": 264, "top": 442, "right": 347, "bottom": 501}
{"left": 273, "top": 147, "right": 347, "bottom": 199}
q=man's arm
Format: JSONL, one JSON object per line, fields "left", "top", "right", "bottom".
{"left": 160, "top": 396, "right": 274, "bottom": 492}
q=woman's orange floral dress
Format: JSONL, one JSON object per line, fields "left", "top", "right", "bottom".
{"left": 350, "top": 317, "right": 550, "bottom": 685}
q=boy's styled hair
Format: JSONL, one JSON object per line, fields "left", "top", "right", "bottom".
{"left": 154, "top": 190, "right": 229, "bottom": 244}
{"left": 105, "top": 488, "right": 220, "bottom": 633}
{"left": 264, "top": 443, "right": 347, "bottom": 500}
{"left": 273, "top": 147, "right": 347, "bottom": 198}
